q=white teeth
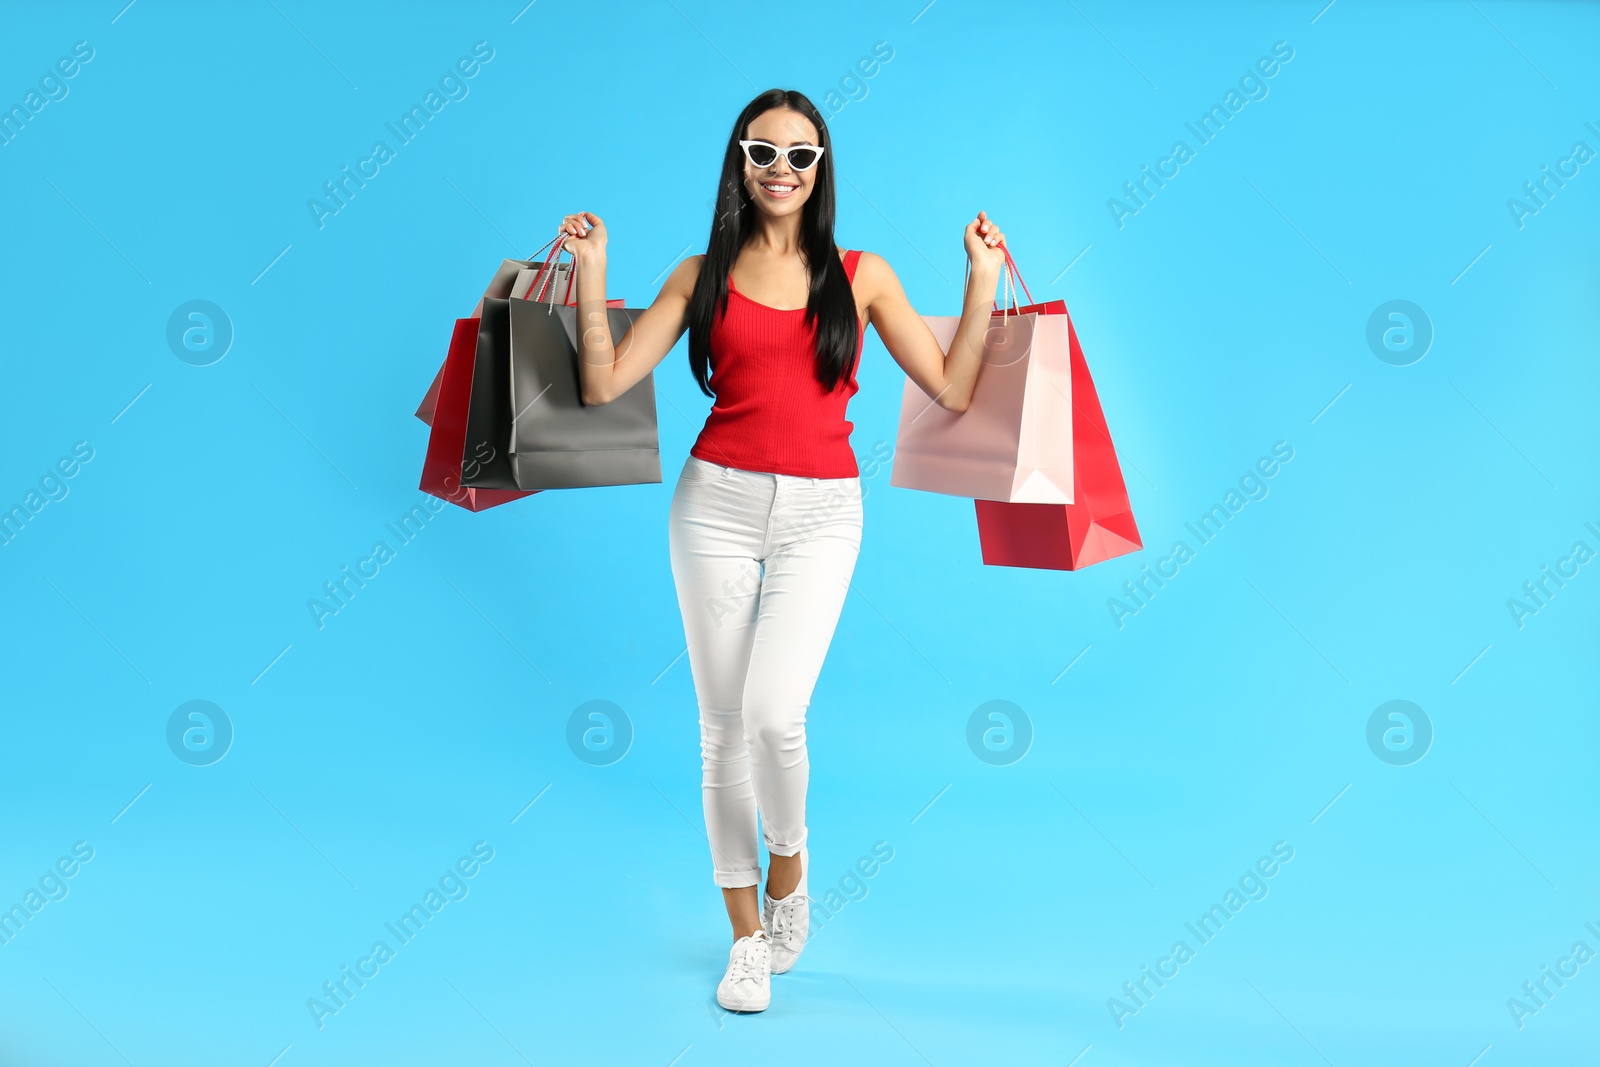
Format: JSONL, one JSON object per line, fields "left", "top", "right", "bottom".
{"left": 763, "top": 183, "right": 796, "bottom": 192}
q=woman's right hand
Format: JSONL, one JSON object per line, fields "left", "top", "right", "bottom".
{"left": 559, "top": 211, "right": 606, "bottom": 260}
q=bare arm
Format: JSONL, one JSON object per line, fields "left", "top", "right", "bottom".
{"left": 559, "top": 211, "right": 700, "bottom": 406}
{"left": 858, "top": 212, "right": 1008, "bottom": 414}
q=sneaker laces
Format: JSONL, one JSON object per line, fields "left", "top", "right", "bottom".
{"left": 767, "top": 896, "right": 803, "bottom": 945}
{"left": 727, "top": 933, "right": 769, "bottom": 983}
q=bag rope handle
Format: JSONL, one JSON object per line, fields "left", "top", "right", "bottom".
{"left": 531, "top": 230, "right": 577, "bottom": 309}
{"left": 519, "top": 233, "right": 561, "bottom": 300}
{"left": 964, "top": 242, "right": 1028, "bottom": 321}
{"left": 990, "top": 244, "right": 1037, "bottom": 320}
{"left": 999, "top": 244, "right": 1035, "bottom": 305}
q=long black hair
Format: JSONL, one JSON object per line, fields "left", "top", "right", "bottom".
{"left": 688, "top": 88, "right": 860, "bottom": 398}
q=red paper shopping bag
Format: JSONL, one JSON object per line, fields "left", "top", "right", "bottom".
{"left": 974, "top": 250, "right": 1141, "bottom": 570}
{"left": 419, "top": 317, "right": 539, "bottom": 512}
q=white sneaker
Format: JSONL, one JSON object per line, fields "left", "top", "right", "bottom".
{"left": 763, "top": 846, "right": 809, "bottom": 975}
{"left": 716, "top": 930, "right": 772, "bottom": 1012}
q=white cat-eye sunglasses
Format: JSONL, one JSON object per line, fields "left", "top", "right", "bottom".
{"left": 739, "top": 139, "right": 825, "bottom": 172}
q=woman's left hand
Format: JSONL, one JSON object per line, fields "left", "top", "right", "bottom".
{"left": 963, "top": 210, "right": 1006, "bottom": 272}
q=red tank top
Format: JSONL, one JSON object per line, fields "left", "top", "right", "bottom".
{"left": 689, "top": 249, "right": 866, "bottom": 479}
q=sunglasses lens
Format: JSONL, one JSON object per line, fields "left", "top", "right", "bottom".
{"left": 746, "top": 143, "right": 777, "bottom": 167}
{"left": 788, "top": 148, "right": 819, "bottom": 170}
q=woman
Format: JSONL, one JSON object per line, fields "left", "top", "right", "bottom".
{"left": 558, "top": 87, "right": 1007, "bottom": 1013}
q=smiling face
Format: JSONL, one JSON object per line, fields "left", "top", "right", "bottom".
{"left": 742, "top": 107, "right": 822, "bottom": 219}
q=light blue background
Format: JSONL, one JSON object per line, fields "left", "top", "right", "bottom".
{"left": 2, "top": 1, "right": 1596, "bottom": 1064}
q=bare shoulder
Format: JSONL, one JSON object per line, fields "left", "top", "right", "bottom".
{"left": 660, "top": 254, "right": 704, "bottom": 299}
{"left": 854, "top": 250, "right": 891, "bottom": 276}
{"left": 852, "top": 251, "right": 900, "bottom": 302}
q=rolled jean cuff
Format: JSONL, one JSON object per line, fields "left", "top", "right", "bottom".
{"left": 714, "top": 866, "right": 761, "bottom": 889}
{"left": 764, "top": 828, "right": 807, "bottom": 859}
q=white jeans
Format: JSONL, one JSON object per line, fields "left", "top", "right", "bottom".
{"left": 668, "top": 455, "right": 863, "bottom": 888}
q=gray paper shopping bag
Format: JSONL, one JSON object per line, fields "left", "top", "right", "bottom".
{"left": 473, "top": 258, "right": 572, "bottom": 316}
{"left": 458, "top": 299, "right": 521, "bottom": 490}
{"left": 505, "top": 298, "right": 661, "bottom": 490}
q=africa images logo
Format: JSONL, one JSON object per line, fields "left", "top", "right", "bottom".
{"left": 307, "top": 42, "right": 495, "bottom": 229}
